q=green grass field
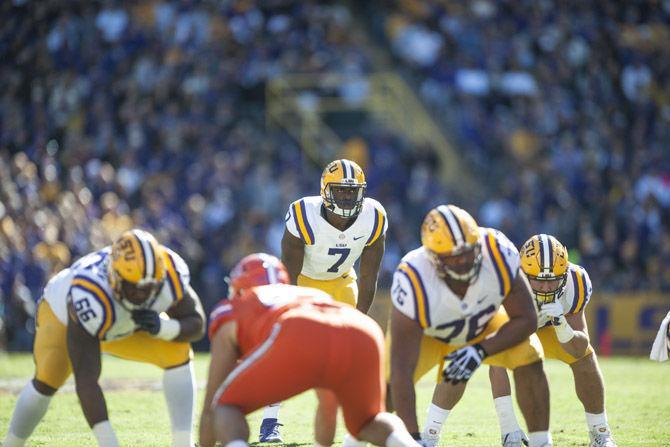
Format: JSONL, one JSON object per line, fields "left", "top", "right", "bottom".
{"left": 1, "top": 353, "right": 669, "bottom": 446}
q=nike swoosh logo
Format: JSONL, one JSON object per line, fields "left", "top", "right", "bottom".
{"left": 476, "top": 296, "right": 488, "bottom": 304}
{"left": 353, "top": 235, "right": 365, "bottom": 240}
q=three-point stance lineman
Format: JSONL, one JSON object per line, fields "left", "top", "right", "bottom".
{"left": 198, "top": 253, "right": 418, "bottom": 447}
{"left": 3, "top": 229, "right": 205, "bottom": 447}
{"left": 390, "top": 205, "right": 553, "bottom": 447}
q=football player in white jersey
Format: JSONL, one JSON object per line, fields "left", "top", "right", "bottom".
{"left": 256, "top": 159, "right": 388, "bottom": 445}
{"left": 488, "top": 235, "right": 616, "bottom": 447}
{"left": 2, "top": 229, "right": 205, "bottom": 447}
{"left": 390, "top": 205, "right": 554, "bottom": 447}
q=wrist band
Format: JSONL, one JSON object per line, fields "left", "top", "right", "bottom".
{"left": 554, "top": 320, "right": 575, "bottom": 343}
{"left": 156, "top": 318, "right": 181, "bottom": 341}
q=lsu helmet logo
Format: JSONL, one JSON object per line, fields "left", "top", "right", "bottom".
{"left": 320, "top": 159, "right": 366, "bottom": 218}
{"left": 520, "top": 234, "right": 568, "bottom": 303}
{"left": 109, "top": 229, "right": 166, "bottom": 310}
{"left": 421, "top": 205, "right": 482, "bottom": 282}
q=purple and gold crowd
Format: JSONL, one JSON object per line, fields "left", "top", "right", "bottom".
{"left": 2, "top": 0, "right": 669, "bottom": 350}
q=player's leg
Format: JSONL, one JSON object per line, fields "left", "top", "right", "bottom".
{"left": 420, "top": 380, "right": 466, "bottom": 445}
{"left": 537, "top": 325, "right": 615, "bottom": 446}
{"left": 4, "top": 301, "right": 71, "bottom": 447}
{"left": 335, "top": 315, "right": 416, "bottom": 447}
{"left": 314, "top": 388, "right": 340, "bottom": 446}
{"left": 258, "top": 403, "right": 283, "bottom": 443}
{"left": 213, "top": 405, "right": 251, "bottom": 447}
{"left": 489, "top": 366, "right": 528, "bottom": 446}
{"left": 357, "top": 412, "right": 421, "bottom": 447}
{"left": 421, "top": 308, "right": 519, "bottom": 447}
{"left": 510, "top": 361, "right": 551, "bottom": 447}
{"left": 570, "top": 353, "right": 615, "bottom": 446}
{"left": 102, "top": 332, "right": 195, "bottom": 447}
{"left": 299, "top": 272, "right": 359, "bottom": 446}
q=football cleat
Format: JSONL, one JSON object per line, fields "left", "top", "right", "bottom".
{"left": 258, "top": 418, "right": 283, "bottom": 443}
{"left": 421, "top": 204, "right": 482, "bottom": 283}
{"left": 519, "top": 234, "right": 569, "bottom": 304}
{"left": 502, "top": 429, "right": 529, "bottom": 447}
{"left": 589, "top": 428, "right": 616, "bottom": 447}
{"left": 419, "top": 434, "right": 439, "bottom": 447}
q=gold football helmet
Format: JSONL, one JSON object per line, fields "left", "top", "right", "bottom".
{"left": 109, "top": 229, "right": 166, "bottom": 310}
{"left": 421, "top": 205, "right": 482, "bottom": 282}
{"left": 320, "top": 159, "right": 367, "bottom": 218}
{"left": 520, "top": 234, "right": 569, "bottom": 303}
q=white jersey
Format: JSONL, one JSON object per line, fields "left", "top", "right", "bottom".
{"left": 391, "top": 227, "right": 520, "bottom": 346}
{"left": 43, "top": 246, "right": 190, "bottom": 341}
{"left": 536, "top": 262, "right": 592, "bottom": 327}
{"left": 285, "top": 196, "right": 387, "bottom": 280}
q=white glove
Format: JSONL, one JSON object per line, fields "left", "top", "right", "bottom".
{"left": 540, "top": 302, "right": 574, "bottom": 343}
{"left": 443, "top": 344, "right": 487, "bottom": 384}
{"left": 539, "top": 302, "right": 565, "bottom": 325}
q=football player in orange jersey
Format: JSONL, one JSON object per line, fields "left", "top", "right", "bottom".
{"left": 198, "top": 253, "right": 419, "bottom": 447}
{"left": 259, "top": 159, "right": 388, "bottom": 444}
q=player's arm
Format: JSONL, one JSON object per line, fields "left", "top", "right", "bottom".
{"left": 199, "top": 321, "right": 239, "bottom": 447}
{"left": 390, "top": 306, "right": 423, "bottom": 434}
{"left": 484, "top": 273, "right": 537, "bottom": 356}
{"left": 132, "top": 285, "right": 205, "bottom": 343}
{"left": 165, "top": 285, "right": 206, "bottom": 342}
{"left": 281, "top": 228, "right": 304, "bottom": 284}
{"left": 357, "top": 233, "right": 385, "bottom": 313}
{"left": 66, "top": 301, "right": 117, "bottom": 444}
{"left": 558, "top": 311, "right": 590, "bottom": 358}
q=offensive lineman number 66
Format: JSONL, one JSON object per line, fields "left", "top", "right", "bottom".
{"left": 73, "top": 297, "right": 97, "bottom": 322}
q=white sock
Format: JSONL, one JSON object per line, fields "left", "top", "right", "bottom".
{"left": 225, "top": 441, "right": 249, "bottom": 447}
{"left": 494, "top": 396, "right": 522, "bottom": 435}
{"left": 2, "top": 432, "right": 27, "bottom": 447}
{"left": 585, "top": 411, "right": 609, "bottom": 431}
{"left": 314, "top": 442, "right": 329, "bottom": 447}
{"left": 261, "top": 403, "right": 281, "bottom": 420}
{"left": 4, "top": 381, "right": 52, "bottom": 445}
{"left": 342, "top": 433, "right": 367, "bottom": 447}
{"left": 385, "top": 430, "right": 418, "bottom": 447}
{"left": 162, "top": 363, "right": 196, "bottom": 447}
{"left": 528, "top": 431, "right": 552, "bottom": 447}
{"left": 422, "top": 403, "right": 450, "bottom": 440}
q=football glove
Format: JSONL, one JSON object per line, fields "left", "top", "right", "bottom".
{"left": 539, "top": 301, "right": 565, "bottom": 326}
{"left": 442, "top": 343, "right": 487, "bottom": 384}
{"left": 132, "top": 309, "right": 161, "bottom": 335}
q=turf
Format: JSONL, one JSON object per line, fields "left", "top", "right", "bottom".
{"left": 1, "top": 354, "right": 668, "bottom": 446}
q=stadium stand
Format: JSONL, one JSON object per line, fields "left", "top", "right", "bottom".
{"left": 1, "top": 0, "right": 669, "bottom": 351}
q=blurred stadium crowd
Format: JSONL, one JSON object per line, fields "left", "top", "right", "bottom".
{"left": 1, "top": 0, "right": 669, "bottom": 350}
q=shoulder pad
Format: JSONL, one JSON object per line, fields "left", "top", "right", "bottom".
{"left": 208, "top": 300, "right": 234, "bottom": 340}
{"left": 364, "top": 199, "right": 388, "bottom": 247}
{"left": 69, "top": 276, "right": 116, "bottom": 339}
{"left": 286, "top": 198, "right": 315, "bottom": 245}
{"left": 482, "top": 228, "right": 520, "bottom": 297}
{"left": 566, "top": 264, "right": 592, "bottom": 314}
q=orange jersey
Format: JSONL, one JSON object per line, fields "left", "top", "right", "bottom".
{"left": 208, "top": 283, "right": 386, "bottom": 436}
{"left": 208, "top": 284, "right": 343, "bottom": 354}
